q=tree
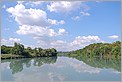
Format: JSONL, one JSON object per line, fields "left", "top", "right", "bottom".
{"left": 1, "top": 42, "right": 58, "bottom": 58}
{"left": 12, "top": 42, "right": 25, "bottom": 55}
{"left": 1, "top": 45, "right": 12, "bottom": 54}
{"left": 50, "top": 48, "right": 57, "bottom": 56}
{"left": 111, "top": 46, "right": 121, "bottom": 58}
{"left": 33, "top": 48, "right": 38, "bottom": 57}
{"left": 26, "top": 47, "right": 32, "bottom": 53}
{"left": 38, "top": 47, "right": 43, "bottom": 56}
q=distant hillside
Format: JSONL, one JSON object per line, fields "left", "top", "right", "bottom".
{"left": 68, "top": 41, "right": 121, "bottom": 58}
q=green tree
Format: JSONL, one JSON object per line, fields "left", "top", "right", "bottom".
{"left": 38, "top": 47, "right": 43, "bottom": 56}
{"left": 12, "top": 42, "right": 25, "bottom": 55}
{"left": 111, "top": 46, "right": 121, "bottom": 58}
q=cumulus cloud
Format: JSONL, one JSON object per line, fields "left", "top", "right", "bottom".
{"left": 71, "top": 12, "right": 90, "bottom": 21}
{"left": 58, "top": 28, "right": 68, "bottom": 35}
{"left": 29, "top": 1, "right": 44, "bottom": 6}
{"left": 17, "top": 1, "right": 44, "bottom": 7}
{"left": 24, "top": 1, "right": 44, "bottom": 7}
{"left": 108, "top": 35, "right": 119, "bottom": 39}
{"left": 6, "top": 3, "right": 67, "bottom": 50}
{"left": 6, "top": 3, "right": 65, "bottom": 27}
{"left": 37, "top": 35, "right": 104, "bottom": 51}
{"left": 5, "top": 2, "right": 103, "bottom": 51}
{"left": 17, "top": 1, "right": 25, "bottom": 4}
{"left": 16, "top": 25, "right": 56, "bottom": 37}
{"left": 80, "top": 11, "right": 90, "bottom": 16}
{"left": 16, "top": 25, "right": 68, "bottom": 49}
{"left": 16, "top": 25, "right": 67, "bottom": 37}
{"left": 50, "top": 40, "right": 67, "bottom": 50}
{"left": 70, "top": 35, "right": 102, "bottom": 47}
{"left": 48, "top": 19, "right": 65, "bottom": 25}
{"left": 47, "top": 1, "right": 81, "bottom": 13}
{"left": 9, "top": 38, "right": 21, "bottom": 42}
{"left": 71, "top": 16, "right": 80, "bottom": 20}
{"left": 1, "top": 38, "right": 21, "bottom": 46}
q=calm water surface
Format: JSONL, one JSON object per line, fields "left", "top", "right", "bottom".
{"left": 1, "top": 56, "right": 121, "bottom": 81}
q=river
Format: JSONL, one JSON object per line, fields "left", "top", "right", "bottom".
{"left": 1, "top": 56, "right": 121, "bottom": 81}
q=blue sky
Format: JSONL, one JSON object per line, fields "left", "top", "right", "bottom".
{"left": 1, "top": 1, "right": 121, "bottom": 51}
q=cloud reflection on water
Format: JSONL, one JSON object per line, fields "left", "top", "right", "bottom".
{"left": 1, "top": 57, "right": 121, "bottom": 81}
{"left": 12, "top": 57, "right": 102, "bottom": 81}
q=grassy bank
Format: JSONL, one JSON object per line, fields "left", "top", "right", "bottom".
{"left": 1, "top": 54, "right": 58, "bottom": 60}
{"left": 1, "top": 54, "right": 25, "bottom": 59}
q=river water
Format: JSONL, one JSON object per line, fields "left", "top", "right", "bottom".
{"left": 1, "top": 56, "right": 121, "bottom": 81}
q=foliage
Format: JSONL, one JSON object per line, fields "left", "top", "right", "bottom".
{"left": 1, "top": 42, "right": 57, "bottom": 59}
{"left": 1, "top": 45, "right": 12, "bottom": 54}
{"left": 68, "top": 41, "right": 121, "bottom": 59}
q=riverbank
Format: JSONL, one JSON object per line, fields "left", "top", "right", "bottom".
{"left": 1, "top": 54, "right": 24, "bottom": 59}
{"left": 1, "top": 54, "right": 57, "bottom": 60}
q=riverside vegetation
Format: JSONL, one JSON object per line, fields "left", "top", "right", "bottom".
{"left": 58, "top": 41, "right": 121, "bottom": 72}
{"left": 1, "top": 41, "right": 121, "bottom": 60}
{"left": 1, "top": 42, "right": 57, "bottom": 59}
{"left": 1, "top": 40, "right": 121, "bottom": 74}
{"left": 64, "top": 41, "right": 121, "bottom": 59}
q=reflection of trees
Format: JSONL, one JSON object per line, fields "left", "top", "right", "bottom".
{"left": 1, "top": 57, "right": 57, "bottom": 74}
{"left": 9, "top": 59, "right": 32, "bottom": 74}
{"left": 59, "top": 53, "right": 120, "bottom": 72}
{"left": 33, "top": 57, "right": 57, "bottom": 67}
{"left": 73, "top": 55, "right": 121, "bottom": 72}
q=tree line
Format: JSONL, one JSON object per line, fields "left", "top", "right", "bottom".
{"left": 1, "top": 42, "right": 57, "bottom": 59}
{"left": 68, "top": 41, "right": 121, "bottom": 59}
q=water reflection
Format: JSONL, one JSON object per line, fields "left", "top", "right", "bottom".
{"left": 72, "top": 55, "right": 121, "bottom": 72}
{"left": 1, "top": 56, "right": 121, "bottom": 81}
{"left": 1, "top": 57, "right": 57, "bottom": 74}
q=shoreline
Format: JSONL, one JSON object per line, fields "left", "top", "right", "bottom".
{"left": 1, "top": 54, "right": 57, "bottom": 60}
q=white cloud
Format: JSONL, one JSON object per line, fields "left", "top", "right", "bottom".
{"left": 37, "top": 35, "right": 104, "bottom": 51}
{"left": 16, "top": 25, "right": 57, "bottom": 37}
{"left": 71, "top": 11, "right": 90, "bottom": 21}
{"left": 71, "top": 16, "right": 80, "bottom": 20}
{"left": 50, "top": 40, "right": 67, "bottom": 50}
{"left": 51, "top": 57, "right": 101, "bottom": 74}
{"left": 47, "top": 1, "right": 81, "bottom": 13}
{"left": 80, "top": 11, "right": 90, "bottom": 16}
{"left": 108, "top": 35, "right": 119, "bottom": 39}
{"left": 9, "top": 38, "right": 21, "bottom": 42}
{"left": 25, "top": 1, "right": 44, "bottom": 7}
{"left": 67, "top": 35, "right": 105, "bottom": 51}
{"left": 29, "top": 1, "right": 43, "bottom": 5}
{"left": 51, "top": 40, "right": 66, "bottom": 45}
{"left": 5, "top": 2, "right": 103, "bottom": 51}
{"left": 48, "top": 19, "right": 65, "bottom": 25}
{"left": 58, "top": 28, "right": 68, "bottom": 36}
{"left": 1, "top": 38, "right": 21, "bottom": 46}
{"left": 6, "top": 3, "right": 65, "bottom": 27}
{"left": 17, "top": 1, "right": 25, "bottom": 4}
{"left": 16, "top": 25, "right": 67, "bottom": 37}
{"left": 67, "top": 58, "right": 101, "bottom": 74}
{"left": 70, "top": 35, "right": 101, "bottom": 46}
{"left": 1, "top": 35, "right": 104, "bottom": 51}
{"left": 16, "top": 25, "right": 68, "bottom": 49}
{"left": 46, "top": 35, "right": 103, "bottom": 51}
{"left": 10, "top": 56, "right": 102, "bottom": 82}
